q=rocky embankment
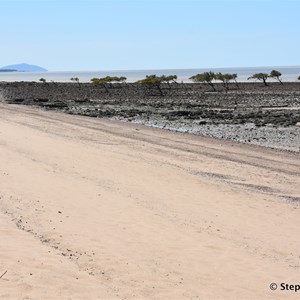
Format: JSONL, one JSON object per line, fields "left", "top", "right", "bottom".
{"left": 0, "top": 82, "right": 299, "bottom": 151}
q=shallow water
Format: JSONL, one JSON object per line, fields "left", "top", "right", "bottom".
{"left": 0, "top": 66, "right": 299, "bottom": 83}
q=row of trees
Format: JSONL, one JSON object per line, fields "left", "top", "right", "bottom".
{"left": 90, "top": 75, "right": 178, "bottom": 95}
{"left": 188, "top": 70, "right": 294, "bottom": 90}
{"left": 37, "top": 71, "right": 300, "bottom": 94}
{"left": 89, "top": 70, "right": 294, "bottom": 92}
{"left": 89, "top": 73, "right": 239, "bottom": 92}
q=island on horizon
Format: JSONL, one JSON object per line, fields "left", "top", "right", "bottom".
{"left": 0, "top": 63, "right": 47, "bottom": 72}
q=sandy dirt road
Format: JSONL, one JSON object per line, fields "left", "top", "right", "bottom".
{"left": 0, "top": 103, "right": 299, "bottom": 299}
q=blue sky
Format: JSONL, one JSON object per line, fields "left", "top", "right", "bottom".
{"left": 1, "top": 0, "right": 299, "bottom": 71}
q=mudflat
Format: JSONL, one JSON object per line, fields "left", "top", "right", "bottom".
{"left": 0, "top": 103, "right": 299, "bottom": 299}
{"left": 1, "top": 82, "right": 300, "bottom": 151}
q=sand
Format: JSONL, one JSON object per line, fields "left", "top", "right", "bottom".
{"left": 0, "top": 103, "right": 300, "bottom": 299}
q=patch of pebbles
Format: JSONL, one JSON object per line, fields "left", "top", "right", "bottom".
{"left": 121, "top": 116, "right": 300, "bottom": 152}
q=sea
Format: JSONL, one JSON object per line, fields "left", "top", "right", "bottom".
{"left": 0, "top": 66, "right": 299, "bottom": 83}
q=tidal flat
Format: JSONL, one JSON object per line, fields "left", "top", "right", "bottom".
{"left": 1, "top": 81, "right": 299, "bottom": 151}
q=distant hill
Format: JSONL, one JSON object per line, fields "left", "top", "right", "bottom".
{"left": 0, "top": 63, "right": 47, "bottom": 72}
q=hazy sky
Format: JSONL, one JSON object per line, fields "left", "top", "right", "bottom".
{"left": 1, "top": 0, "right": 299, "bottom": 71}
